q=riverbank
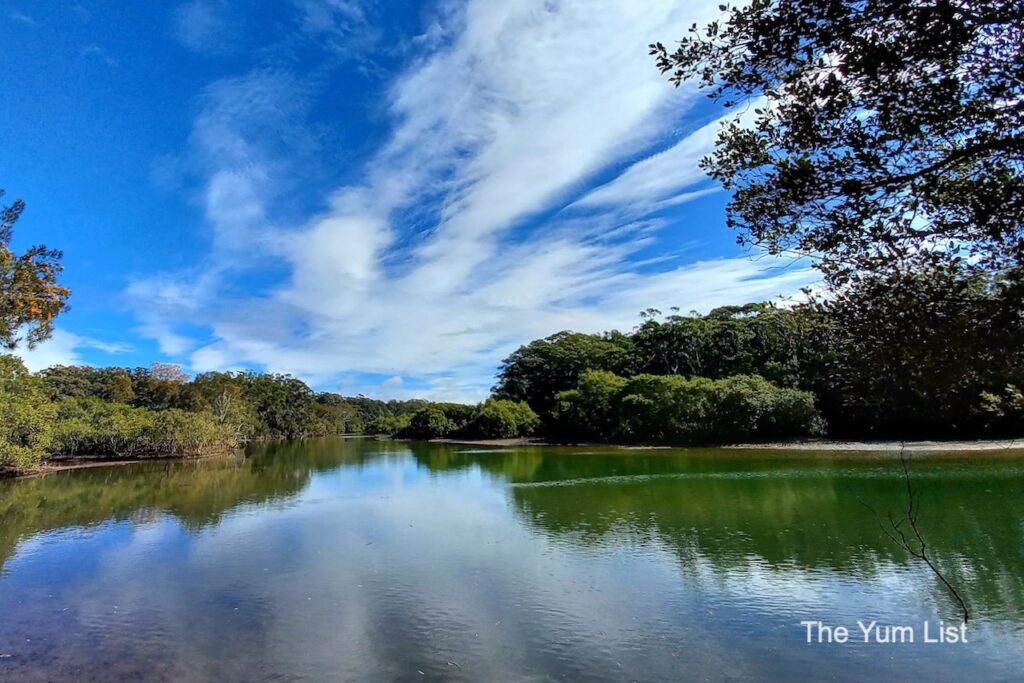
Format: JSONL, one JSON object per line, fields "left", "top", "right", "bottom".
{"left": 5, "top": 436, "right": 1023, "bottom": 481}
{"left": 433, "top": 436, "right": 1024, "bottom": 452}
{"left": 0, "top": 435, "right": 388, "bottom": 480}
{"left": 727, "top": 438, "right": 1023, "bottom": 452}
{"left": 1, "top": 452, "right": 241, "bottom": 481}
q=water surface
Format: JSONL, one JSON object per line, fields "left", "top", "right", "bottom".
{"left": 1, "top": 439, "right": 1023, "bottom": 681}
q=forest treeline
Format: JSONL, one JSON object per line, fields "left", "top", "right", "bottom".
{"left": 0, "top": 356, "right": 537, "bottom": 474}
{"left": 494, "top": 267, "right": 1024, "bottom": 443}
{"left": 4, "top": 264, "right": 1022, "bottom": 475}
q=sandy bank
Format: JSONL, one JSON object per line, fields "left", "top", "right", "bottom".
{"left": 433, "top": 437, "right": 1024, "bottom": 452}
{"left": 724, "top": 438, "right": 1024, "bottom": 452}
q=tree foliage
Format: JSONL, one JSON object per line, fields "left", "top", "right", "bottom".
{"left": 493, "top": 331, "right": 634, "bottom": 419}
{"left": 467, "top": 399, "right": 540, "bottom": 439}
{"left": 3, "top": 359, "right": 466, "bottom": 474}
{"left": 1, "top": 188, "right": 70, "bottom": 347}
{"left": 393, "top": 400, "right": 539, "bottom": 440}
{"left": 632, "top": 302, "right": 805, "bottom": 386}
{"left": 651, "top": 0, "right": 1024, "bottom": 284}
{"left": 553, "top": 370, "right": 822, "bottom": 444}
{"left": 801, "top": 265, "right": 1024, "bottom": 436}
{"left": 0, "top": 355, "right": 56, "bottom": 470}
{"left": 404, "top": 406, "right": 454, "bottom": 439}
{"left": 499, "top": 277, "right": 1024, "bottom": 440}
{"left": 50, "top": 397, "right": 234, "bottom": 459}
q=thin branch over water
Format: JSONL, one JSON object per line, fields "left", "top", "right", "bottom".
{"left": 861, "top": 445, "right": 970, "bottom": 623}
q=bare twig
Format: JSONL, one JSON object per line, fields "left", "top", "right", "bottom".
{"left": 861, "top": 445, "right": 970, "bottom": 623}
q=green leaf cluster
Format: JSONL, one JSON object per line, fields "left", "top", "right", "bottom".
{"left": 553, "top": 370, "right": 821, "bottom": 444}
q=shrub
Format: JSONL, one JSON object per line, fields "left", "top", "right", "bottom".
{"left": 50, "top": 397, "right": 235, "bottom": 459}
{"left": 0, "top": 355, "right": 56, "bottom": 471}
{"left": 432, "top": 403, "right": 477, "bottom": 432}
{"left": 366, "top": 414, "right": 410, "bottom": 435}
{"left": 506, "top": 400, "right": 540, "bottom": 435}
{"left": 710, "top": 375, "right": 823, "bottom": 441}
{"left": 71, "top": 399, "right": 156, "bottom": 457}
{"left": 468, "top": 401, "right": 518, "bottom": 439}
{"left": 144, "top": 409, "right": 236, "bottom": 455}
{"left": 402, "top": 407, "right": 453, "bottom": 439}
{"left": 552, "top": 370, "right": 627, "bottom": 439}
{"left": 554, "top": 371, "right": 822, "bottom": 444}
{"left": 979, "top": 385, "right": 1024, "bottom": 436}
{"left": 467, "top": 399, "right": 539, "bottom": 439}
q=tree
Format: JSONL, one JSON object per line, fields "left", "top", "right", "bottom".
{"left": 551, "top": 369, "right": 821, "bottom": 444}
{"left": 38, "top": 365, "right": 104, "bottom": 400}
{"left": 631, "top": 303, "right": 805, "bottom": 386}
{"left": 552, "top": 370, "right": 627, "bottom": 439}
{"left": 0, "top": 354, "right": 57, "bottom": 470}
{"left": 149, "top": 362, "right": 189, "bottom": 384}
{"left": 800, "top": 265, "right": 1024, "bottom": 437}
{"left": 405, "top": 407, "right": 453, "bottom": 439}
{"left": 102, "top": 369, "right": 136, "bottom": 404}
{"left": 191, "top": 372, "right": 262, "bottom": 441}
{"left": 366, "top": 414, "right": 410, "bottom": 435}
{"left": 1, "top": 188, "right": 70, "bottom": 347}
{"left": 651, "top": 1, "right": 1024, "bottom": 284}
{"left": 494, "top": 331, "right": 634, "bottom": 418}
{"left": 467, "top": 399, "right": 540, "bottom": 439}
{"left": 129, "top": 366, "right": 187, "bottom": 411}
{"left": 234, "top": 372, "right": 318, "bottom": 439}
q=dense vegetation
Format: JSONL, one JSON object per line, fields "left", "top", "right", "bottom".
{"left": 9, "top": 263, "right": 1018, "bottom": 474}
{"left": 0, "top": 356, "right": 538, "bottom": 475}
{"left": 552, "top": 371, "right": 821, "bottom": 443}
{"left": 495, "top": 269, "right": 1024, "bottom": 441}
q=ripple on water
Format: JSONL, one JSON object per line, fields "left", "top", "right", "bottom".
{"left": 1, "top": 443, "right": 1023, "bottom": 681}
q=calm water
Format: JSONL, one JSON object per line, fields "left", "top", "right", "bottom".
{"left": 1, "top": 439, "right": 1023, "bottom": 682}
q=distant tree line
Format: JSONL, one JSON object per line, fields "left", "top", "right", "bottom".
{"left": 8, "top": 259, "right": 1020, "bottom": 475}
{"left": 0, "top": 356, "right": 539, "bottom": 475}
{"left": 494, "top": 267, "right": 1024, "bottom": 442}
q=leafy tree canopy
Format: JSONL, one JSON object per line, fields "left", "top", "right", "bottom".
{"left": 652, "top": 0, "right": 1024, "bottom": 284}
{"left": 493, "top": 331, "right": 634, "bottom": 418}
{"left": 1, "top": 188, "right": 70, "bottom": 347}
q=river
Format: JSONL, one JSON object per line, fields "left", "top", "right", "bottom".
{"left": 1, "top": 438, "right": 1022, "bottom": 681}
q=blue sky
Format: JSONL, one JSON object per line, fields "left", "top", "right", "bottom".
{"left": 3, "top": 0, "right": 817, "bottom": 401}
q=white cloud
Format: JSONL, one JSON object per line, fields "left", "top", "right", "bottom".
{"left": 185, "top": 69, "right": 316, "bottom": 252}
{"left": 9, "top": 9, "right": 35, "bottom": 25}
{"left": 80, "top": 44, "right": 118, "bottom": 66}
{"left": 16, "top": 329, "right": 132, "bottom": 372}
{"left": 573, "top": 117, "right": 721, "bottom": 210}
{"left": 131, "top": 0, "right": 820, "bottom": 401}
{"left": 574, "top": 100, "right": 762, "bottom": 212}
{"left": 173, "top": 0, "right": 237, "bottom": 54}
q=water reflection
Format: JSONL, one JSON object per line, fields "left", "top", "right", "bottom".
{"left": 408, "top": 444, "right": 1024, "bottom": 623}
{"left": 0, "top": 439, "right": 1022, "bottom": 681}
{"left": 0, "top": 438, "right": 407, "bottom": 571}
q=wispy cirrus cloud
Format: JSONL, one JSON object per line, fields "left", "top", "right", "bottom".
{"left": 173, "top": 0, "right": 240, "bottom": 55}
{"left": 8, "top": 9, "right": 35, "bottom": 25}
{"left": 17, "top": 329, "right": 133, "bottom": 373}
{"left": 130, "top": 0, "right": 818, "bottom": 401}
